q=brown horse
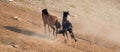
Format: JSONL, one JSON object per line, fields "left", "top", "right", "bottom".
{"left": 42, "top": 9, "right": 61, "bottom": 38}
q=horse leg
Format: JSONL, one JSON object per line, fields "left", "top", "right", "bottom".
{"left": 65, "top": 31, "right": 69, "bottom": 43}
{"left": 55, "top": 28, "right": 58, "bottom": 38}
{"left": 68, "top": 29, "right": 77, "bottom": 42}
{"left": 63, "top": 33, "right": 67, "bottom": 43}
{"left": 44, "top": 23, "right": 46, "bottom": 35}
{"left": 48, "top": 25, "right": 51, "bottom": 35}
{"left": 51, "top": 26, "right": 55, "bottom": 37}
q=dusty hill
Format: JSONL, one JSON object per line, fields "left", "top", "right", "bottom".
{"left": 11, "top": 0, "right": 120, "bottom": 50}
{"left": 0, "top": 2, "right": 81, "bottom": 52}
{"left": 11, "top": 0, "right": 120, "bottom": 47}
{"left": 0, "top": 0, "right": 120, "bottom": 52}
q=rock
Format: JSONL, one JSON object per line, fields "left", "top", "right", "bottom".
{"left": 12, "top": 45, "right": 18, "bottom": 48}
{"left": 13, "top": 16, "right": 21, "bottom": 21}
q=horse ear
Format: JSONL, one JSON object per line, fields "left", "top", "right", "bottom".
{"left": 42, "top": 9, "right": 48, "bottom": 12}
{"left": 67, "top": 11, "right": 70, "bottom": 15}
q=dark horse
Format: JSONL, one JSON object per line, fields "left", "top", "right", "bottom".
{"left": 58, "top": 11, "right": 77, "bottom": 43}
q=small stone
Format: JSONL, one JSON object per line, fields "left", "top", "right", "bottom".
{"left": 13, "top": 16, "right": 21, "bottom": 21}
{"left": 12, "top": 45, "right": 18, "bottom": 48}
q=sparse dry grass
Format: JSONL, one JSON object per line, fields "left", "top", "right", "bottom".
{"left": 69, "top": 4, "right": 76, "bottom": 8}
{"left": 0, "top": 0, "right": 120, "bottom": 52}
{"left": 0, "top": 2, "right": 80, "bottom": 52}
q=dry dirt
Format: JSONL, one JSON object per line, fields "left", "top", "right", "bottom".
{"left": 0, "top": 0, "right": 120, "bottom": 52}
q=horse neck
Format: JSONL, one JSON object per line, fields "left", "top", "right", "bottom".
{"left": 63, "top": 14, "right": 68, "bottom": 20}
{"left": 62, "top": 18, "right": 68, "bottom": 25}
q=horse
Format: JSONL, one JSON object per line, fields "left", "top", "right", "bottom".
{"left": 42, "top": 9, "right": 61, "bottom": 38}
{"left": 58, "top": 11, "right": 77, "bottom": 43}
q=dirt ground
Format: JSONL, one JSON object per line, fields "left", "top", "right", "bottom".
{"left": 0, "top": 1, "right": 120, "bottom": 52}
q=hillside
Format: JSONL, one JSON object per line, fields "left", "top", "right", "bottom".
{"left": 0, "top": 2, "right": 81, "bottom": 52}
{"left": 0, "top": 0, "right": 120, "bottom": 52}
{"left": 11, "top": 0, "right": 120, "bottom": 50}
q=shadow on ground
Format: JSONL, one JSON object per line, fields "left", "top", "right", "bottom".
{"left": 4, "top": 26, "right": 53, "bottom": 39}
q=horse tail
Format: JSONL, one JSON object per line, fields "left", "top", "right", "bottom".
{"left": 55, "top": 20, "right": 61, "bottom": 28}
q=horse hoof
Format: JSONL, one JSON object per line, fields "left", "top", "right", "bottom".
{"left": 75, "top": 39, "right": 77, "bottom": 42}
{"left": 64, "top": 39, "right": 67, "bottom": 43}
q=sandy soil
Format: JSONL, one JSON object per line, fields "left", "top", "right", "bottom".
{"left": 0, "top": 1, "right": 120, "bottom": 52}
